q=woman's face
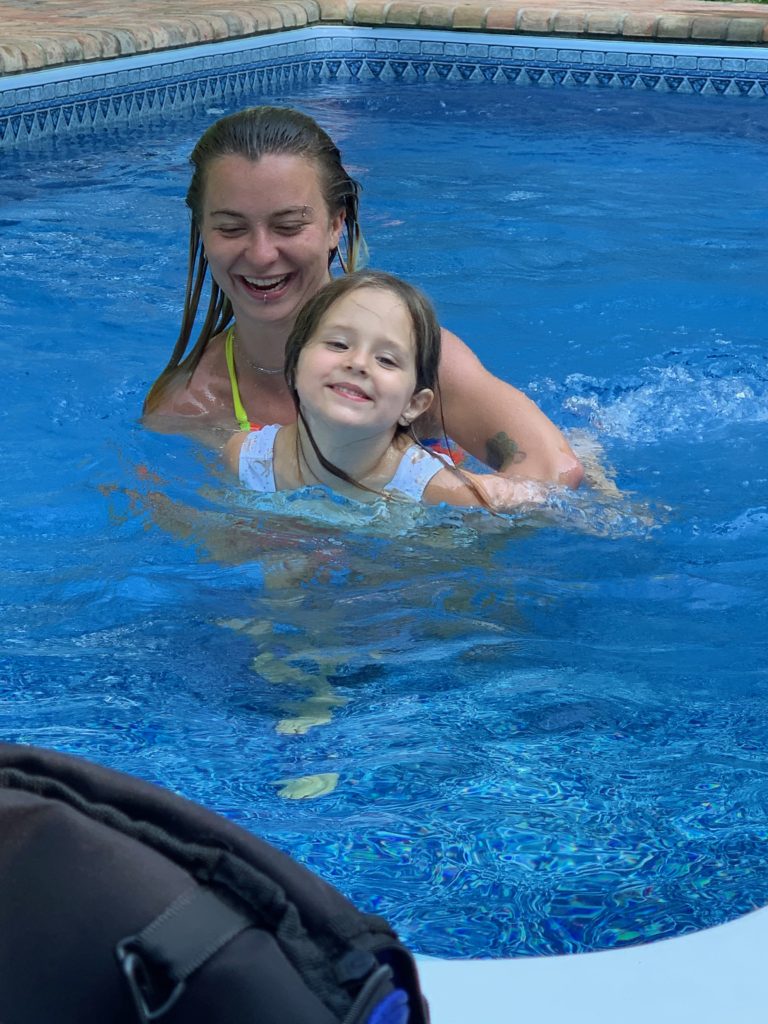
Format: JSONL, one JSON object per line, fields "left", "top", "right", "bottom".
{"left": 200, "top": 153, "right": 345, "bottom": 335}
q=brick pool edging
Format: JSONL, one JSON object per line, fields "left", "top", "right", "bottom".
{"left": 2, "top": 0, "right": 768, "bottom": 77}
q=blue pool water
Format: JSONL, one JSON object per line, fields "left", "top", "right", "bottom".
{"left": 1, "top": 80, "right": 767, "bottom": 958}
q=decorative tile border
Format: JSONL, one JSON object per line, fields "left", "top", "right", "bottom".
{"left": 2, "top": 28, "right": 768, "bottom": 148}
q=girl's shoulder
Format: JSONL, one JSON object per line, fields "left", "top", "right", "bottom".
{"left": 228, "top": 423, "right": 283, "bottom": 493}
{"left": 385, "top": 442, "right": 451, "bottom": 501}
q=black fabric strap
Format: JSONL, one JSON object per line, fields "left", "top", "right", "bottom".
{"left": 117, "top": 886, "right": 252, "bottom": 1021}
{"left": 134, "top": 886, "right": 252, "bottom": 981}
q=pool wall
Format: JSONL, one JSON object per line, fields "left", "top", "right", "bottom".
{"left": 2, "top": 27, "right": 768, "bottom": 148}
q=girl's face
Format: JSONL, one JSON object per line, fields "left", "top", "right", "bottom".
{"left": 200, "top": 153, "right": 345, "bottom": 334}
{"left": 295, "top": 287, "right": 434, "bottom": 437}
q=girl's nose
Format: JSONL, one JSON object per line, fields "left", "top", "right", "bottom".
{"left": 345, "top": 349, "right": 369, "bottom": 374}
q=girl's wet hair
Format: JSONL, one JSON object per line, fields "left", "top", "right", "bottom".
{"left": 144, "top": 105, "right": 364, "bottom": 413}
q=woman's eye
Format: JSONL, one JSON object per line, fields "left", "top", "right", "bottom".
{"left": 275, "top": 223, "right": 305, "bottom": 235}
{"left": 216, "top": 225, "right": 245, "bottom": 236}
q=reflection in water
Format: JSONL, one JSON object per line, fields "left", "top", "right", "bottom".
{"left": 272, "top": 773, "right": 341, "bottom": 800}
{"left": 103, "top": 447, "right": 657, "bottom": 805}
{"left": 222, "top": 614, "right": 349, "bottom": 737}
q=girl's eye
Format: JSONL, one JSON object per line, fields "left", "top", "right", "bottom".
{"left": 377, "top": 355, "right": 399, "bottom": 368}
{"left": 326, "top": 340, "right": 348, "bottom": 350}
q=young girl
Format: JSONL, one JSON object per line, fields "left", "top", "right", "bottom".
{"left": 224, "top": 271, "right": 544, "bottom": 511}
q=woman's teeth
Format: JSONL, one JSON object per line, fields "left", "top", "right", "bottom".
{"left": 243, "top": 274, "right": 289, "bottom": 292}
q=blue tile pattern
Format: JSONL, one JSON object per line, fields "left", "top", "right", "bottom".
{"left": 2, "top": 29, "right": 767, "bottom": 148}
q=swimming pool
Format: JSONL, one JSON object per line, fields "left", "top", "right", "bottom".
{"left": 1, "top": 75, "right": 767, "bottom": 959}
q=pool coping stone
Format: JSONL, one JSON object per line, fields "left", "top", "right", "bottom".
{"left": 3, "top": 0, "right": 768, "bottom": 76}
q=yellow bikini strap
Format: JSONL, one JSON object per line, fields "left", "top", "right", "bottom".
{"left": 224, "top": 325, "right": 251, "bottom": 431}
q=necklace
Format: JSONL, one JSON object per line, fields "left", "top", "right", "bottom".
{"left": 233, "top": 327, "right": 283, "bottom": 376}
{"left": 244, "top": 358, "right": 283, "bottom": 376}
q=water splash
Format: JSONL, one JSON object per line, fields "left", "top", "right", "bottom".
{"left": 562, "top": 355, "right": 768, "bottom": 444}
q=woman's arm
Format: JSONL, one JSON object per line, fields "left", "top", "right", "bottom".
{"left": 431, "top": 328, "right": 583, "bottom": 488}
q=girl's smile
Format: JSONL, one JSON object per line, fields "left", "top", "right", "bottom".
{"left": 327, "top": 382, "right": 372, "bottom": 403}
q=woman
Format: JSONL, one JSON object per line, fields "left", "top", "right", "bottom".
{"left": 144, "top": 106, "right": 582, "bottom": 487}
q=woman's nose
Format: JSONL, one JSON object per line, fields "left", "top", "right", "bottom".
{"left": 244, "top": 229, "right": 278, "bottom": 265}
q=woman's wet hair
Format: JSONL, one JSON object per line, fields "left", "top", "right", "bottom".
{"left": 144, "top": 105, "right": 364, "bottom": 413}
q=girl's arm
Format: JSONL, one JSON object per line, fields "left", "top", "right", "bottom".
{"left": 432, "top": 328, "right": 583, "bottom": 488}
{"left": 423, "top": 466, "right": 547, "bottom": 511}
{"left": 224, "top": 432, "right": 247, "bottom": 476}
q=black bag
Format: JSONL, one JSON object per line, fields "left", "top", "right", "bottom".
{"left": 0, "top": 743, "right": 429, "bottom": 1024}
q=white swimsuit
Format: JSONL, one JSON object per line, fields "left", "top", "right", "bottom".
{"left": 238, "top": 424, "right": 450, "bottom": 501}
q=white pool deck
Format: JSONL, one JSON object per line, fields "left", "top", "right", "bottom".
{"left": 417, "top": 904, "right": 768, "bottom": 1022}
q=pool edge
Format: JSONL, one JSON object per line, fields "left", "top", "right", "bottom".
{"left": 416, "top": 903, "right": 768, "bottom": 1022}
{"left": 2, "top": 0, "right": 768, "bottom": 77}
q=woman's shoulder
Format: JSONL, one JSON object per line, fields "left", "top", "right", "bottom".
{"left": 145, "top": 368, "right": 204, "bottom": 417}
{"left": 144, "top": 334, "right": 231, "bottom": 418}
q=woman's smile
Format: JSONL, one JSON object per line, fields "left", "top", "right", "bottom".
{"left": 238, "top": 272, "right": 294, "bottom": 302}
